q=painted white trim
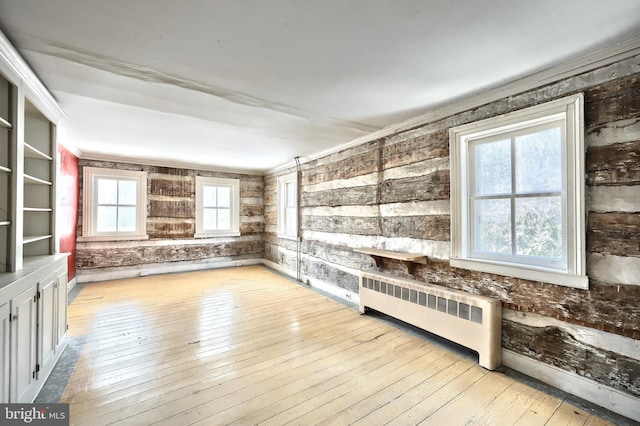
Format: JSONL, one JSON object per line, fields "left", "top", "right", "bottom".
{"left": 0, "top": 30, "right": 64, "bottom": 123}
{"left": 66, "top": 277, "right": 77, "bottom": 293}
{"left": 267, "top": 37, "right": 640, "bottom": 175}
{"left": 81, "top": 152, "right": 264, "bottom": 176}
{"left": 277, "top": 172, "right": 298, "bottom": 239}
{"left": 82, "top": 167, "right": 148, "bottom": 239}
{"left": 503, "top": 349, "right": 640, "bottom": 422}
{"left": 450, "top": 94, "right": 587, "bottom": 289}
{"left": 261, "top": 259, "right": 360, "bottom": 306}
{"left": 195, "top": 176, "right": 240, "bottom": 237}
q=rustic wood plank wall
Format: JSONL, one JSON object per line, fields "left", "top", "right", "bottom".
{"left": 265, "top": 55, "right": 640, "bottom": 400}
{"left": 77, "top": 160, "right": 264, "bottom": 280}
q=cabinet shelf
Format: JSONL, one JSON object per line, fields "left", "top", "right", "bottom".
{"left": 22, "top": 235, "right": 52, "bottom": 245}
{"left": 23, "top": 174, "right": 52, "bottom": 186}
{"left": 0, "top": 221, "right": 9, "bottom": 226}
{"left": 24, "top": 142, "right": 52, "bottom": 161}
{"left": 0, "top": 116, "right": 11, "bottom": 129}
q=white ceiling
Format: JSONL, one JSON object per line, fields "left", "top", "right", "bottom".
{"left": 0, "top": 1, "right": 639, "bottom": 173}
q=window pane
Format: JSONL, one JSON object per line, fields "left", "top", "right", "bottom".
{"left": 96, "top": 206, "right": 117, "bottom": 232}
{"left": 515, "top": 127, "right": 562, "bottom": 193}
{"left": 217, "top": 208, "right": 231, "bottom": 229}
{"left": 203, "top": 208, "right": 217, "bottom": 230}
{"left": 203, "top": 186, "right": 217, "bottom": 207}
{"left": 118, "top": 180, "right": 137, "bottom": 205}
{"left": 286, "top": 182, "right": 296, "bottom": 207}
{"left": 475, "top": 199, "right": 511, "bottom": 254}
{"left": 516, "top": 196, "right": 562, "bottom": 259}
{"left": 97, "top": 178, "right": 117, "bottom": 204}
{"left": 474, "top": 139, "right": 512, "bottom": 196}
{"left": 217, "top": 187, "right": 231, "bottom": 208}
{"left": 117, "top": 206, "right": 137, "bottom": 232}
{"left": 285, "top": 207, "right": 297, "bottom": 235}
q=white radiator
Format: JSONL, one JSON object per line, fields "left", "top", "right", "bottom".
{"left": 359, "top": 271, "right": 502, "bottom": 370}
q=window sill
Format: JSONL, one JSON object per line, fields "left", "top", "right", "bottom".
{"left": 277, "top": 234, "right": 298, "bottom": 241}
{"left": 194, "top": 232, "right": 241, "bottom": 239}
{"left": 77, "top": 234, "right": 149, "bottom": 242}
{"left": 450, "top": 257, "right": 588, "bottom": 290}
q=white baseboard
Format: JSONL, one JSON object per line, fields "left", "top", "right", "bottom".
{"left": 66, "top": 277, "right": 77, "bottom": 293}
{"left": 261, "top": 259, "right": 360, "bottom": 306}
{"left": 502, "top": 349, "right": 640, "bottom": 422}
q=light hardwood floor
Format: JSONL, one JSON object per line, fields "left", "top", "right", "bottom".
{"left": 61, "top": 266, "right": 614, "bottom": 425}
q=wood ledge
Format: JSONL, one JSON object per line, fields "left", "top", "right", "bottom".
{"left": 354, "top": 247, "right": 427, "bottom": 274}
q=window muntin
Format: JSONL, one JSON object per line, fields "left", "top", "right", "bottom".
{"left": 450, "top": 93, "right": 587, "bottom": 289}
{"left": 277, "top": 172, "right": 298, "bottom": 239}
{"left": 195, "top": 176, "right": 239, "bottom": 237}
{"left": 82, "top": 167, "right": 147, "bottom": 239}
{"left": 468, "top": 121, "right": 566, "bottom": 269}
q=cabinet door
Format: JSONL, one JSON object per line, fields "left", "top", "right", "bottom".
{"left": 0, "top": 303, "right": 9, "bottom": 403}
{"left": 10, "top": 285, "right": 38, "bottom": 402}
{"left": 38, "top": 274, "right": 57, "bottom": 375}
{"left": 55, "top": 268, "right": 68, "bottom": 351}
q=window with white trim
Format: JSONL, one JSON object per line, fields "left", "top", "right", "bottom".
{"left": 82, "top": 167, "right": 148, "bottom": 240}
{"left": 277, "top": 172, "right": 298, "bottom": 239}
{"left": 195, "top": 176, "right": 240, "bottom": 237}
{"left": 449, "top": 94, "right": 587, "bottom": 289}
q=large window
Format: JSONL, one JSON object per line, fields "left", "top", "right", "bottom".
{"left": 82, "top": 167, "right": 148, "bottom": 240}
{"left": 450, "top": 94, "right": 587, "bottom": 289}
{"left": 277, "top": 172, "right": 298, "bottom": 239}
{"left": 195, "top": 176, "right": 240, "bottom": 237}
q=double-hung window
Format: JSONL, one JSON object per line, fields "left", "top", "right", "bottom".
{"left": 277, "top": 172, "right": 298, "bottom": 239}
{"left": 195, "top": 176, "right": 240, "bottom": 237}
{"left": 450, "top": 94, "right": 587, "bottom": 289}
{"left": 82, "top": 167, "right": 148, "bottom": 240}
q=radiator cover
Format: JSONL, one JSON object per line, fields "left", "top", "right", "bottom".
{"left": 359, "top": 271, "right": 502, "bottom": 370}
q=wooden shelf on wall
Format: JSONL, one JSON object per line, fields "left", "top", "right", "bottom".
{"left": 354, "top": 247, "right": 427, "bottom": 274}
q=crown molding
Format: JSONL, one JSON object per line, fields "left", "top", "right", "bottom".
{"left": 79, "top": 151, "right": 265, "bottom": 176}
{"left": 268, "top": 36, "right": 640, "bottom": 175}
{"left": 0, "top": 30, "right": 65, "bottom": 123}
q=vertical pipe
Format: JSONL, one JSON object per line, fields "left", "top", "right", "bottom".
{"left": 294, "top": 156, "right": 302, "bottom": 282}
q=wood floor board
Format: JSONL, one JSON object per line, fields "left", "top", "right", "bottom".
{"left": 57, "top": 266, "right": 616, "bottom": 426}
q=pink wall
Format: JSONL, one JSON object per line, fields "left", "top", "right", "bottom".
{"left": 57, "top": 144, "right": 79, "bottom": 281}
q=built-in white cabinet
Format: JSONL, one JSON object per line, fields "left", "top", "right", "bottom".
{"left": 0, "top": 256, "right": 68, "bottom": 403}
{"left": 0, "top": 31, "right": 68, "bottom": 403}
{"left": 10, "top": 283, "right": 38, "bottom": 403}
{"left": 0, "top": 302, "right": 10, "bottom": 402}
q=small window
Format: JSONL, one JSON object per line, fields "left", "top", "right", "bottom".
{"left": 277, "top": 172, "right": 298, "bottom": 239}
{"left": 195, "top": 176, "right": 240, "bottom": 237}
{"left": 450, "top": 94, "right": 587, "bottom": 289}
{"left": 82, "top": 167, "right": 148, "bottom": 240}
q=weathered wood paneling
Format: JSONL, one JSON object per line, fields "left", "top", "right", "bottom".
{"left": 379, "top": 170, "right": 450, "bottom": 203}
{"left": 502, "top": 319, "right": 640, "bottom": 397}
{"left": 381, "top": 215, "right": 450, "bottom": 240}
{"left": 264, "top": 57, "right": 640, "bottom": 404}
{"left": 78, "top": 159, "right": 265, "bottom": 274}
{"left": 302, "top": 185, "right": 378, "bottom": 207}
{"left": 587, "top": 141, "right": 640, "bottom": 186}
{"left": 77, "top": 239, "right": 263, "bottom": 269}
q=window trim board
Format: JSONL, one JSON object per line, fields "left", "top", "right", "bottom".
{"left": 449, "top": 93, "right": 587, "bottom": 289}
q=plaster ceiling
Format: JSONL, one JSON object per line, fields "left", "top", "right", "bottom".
{"left": 0, "top": 1, "right": 639, "bottom": 173}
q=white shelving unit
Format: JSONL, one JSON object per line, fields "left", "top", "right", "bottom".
{"left": 0, "top": 30, "right": 68, "bottom": 404}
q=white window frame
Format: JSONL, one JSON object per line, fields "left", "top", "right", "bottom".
{"left": 450, "top": 93, "right": 587, "bottom": 289}
{"left": 81, "top": 167, "right": 148, "bottom": 241}
{"left": 277, "top": 172, "right": 298, "bottom": 240}
{"left": 195, "top": 176, "right": 240, "bottom": 238}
